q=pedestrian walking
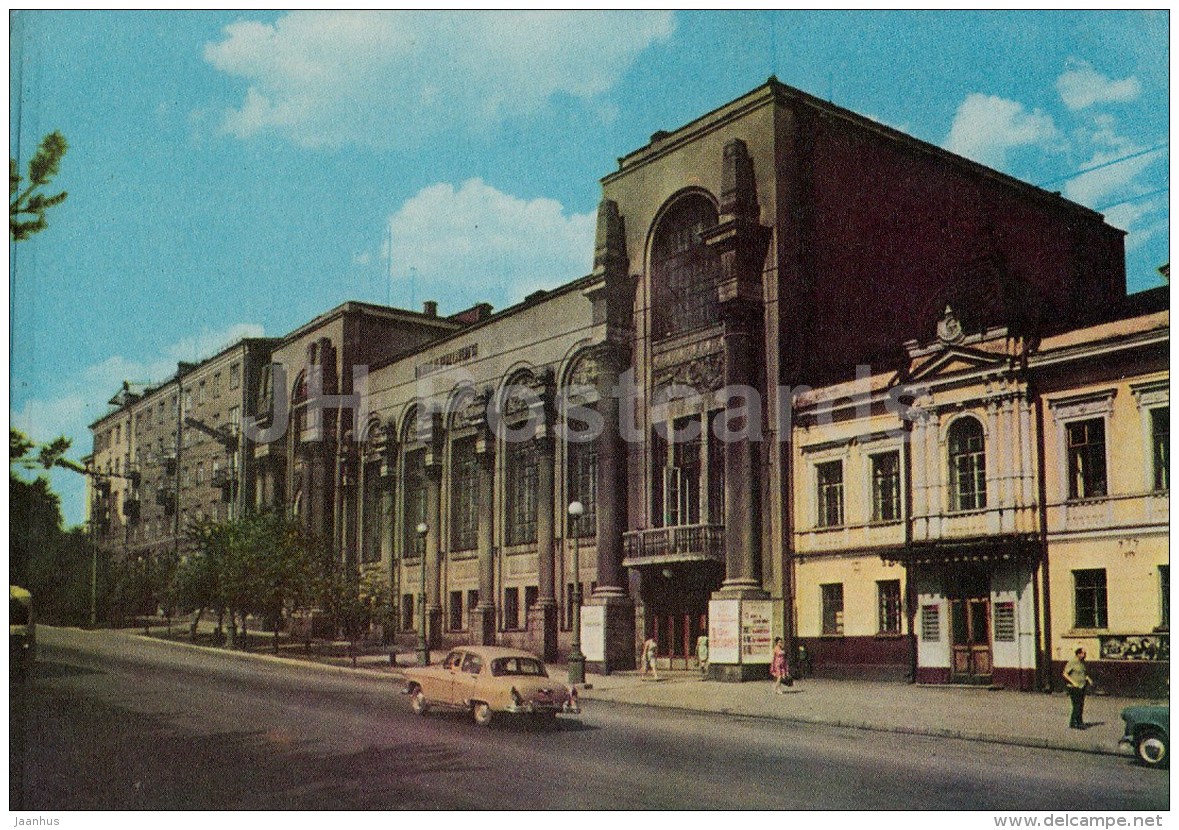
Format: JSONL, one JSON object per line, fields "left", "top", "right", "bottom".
{"left": 640, "top": 634, "right": 659, "bottom": 680}
{"left": 696, "top": 633, "right": 709, "bottom": 678}
{"left": 1063, "top": 647, "right": 1093, "bottom": 729}
{"left": 771, "top": 637, "right": 792, "bottom": 693}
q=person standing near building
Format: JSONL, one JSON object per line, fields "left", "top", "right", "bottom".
{"left": 696, "top": 633, "right": 709, "bottom": 678}
{"left": 1063, "top": 647, "right": 1093, "bottom": 729}
{"left": 771, "top": 637, "right": 792, "bottom": 693}
{"left": 640, "top": 634, "right": 659, "bottom": 681}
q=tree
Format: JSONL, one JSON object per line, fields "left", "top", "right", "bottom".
{"left": 10, "top": 131, "right": 68, "bottom": 241}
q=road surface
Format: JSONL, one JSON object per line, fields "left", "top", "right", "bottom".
{"left": 11, "top": 627, "right": 1168, "bottom": 811}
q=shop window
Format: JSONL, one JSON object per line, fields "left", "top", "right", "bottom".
{"left": 503, "top": 587, "right": 520, "bottom": 630}
{"left": 920, "top": 605, "right": 940, "bottom": 642}
{"left": 821, "top": 583, "right": 844, "bottom": 636}
{"left": 449, "top": 591, "right": 463, "bottom": 631}
{"left": 948, "top": 418, "right": 986, "bottom": 511}
{"left": 877, "top": 580, "right": 902, "bottom": 635}
{"left": 651, "top": 195, "right": 720, "bottom": 340}
{"left": 1073, "top": 568, "right": 1108, "bottom": 629}
{"left": 1066, "top": 418, "right": 1107, "bottom": 500}
{"left": 524, "top": 586, "right": 539, "bottom": 620}
{"left": 505, "top": 440, "right": 538, "bottom": 546}
{"left": 816, "top": 461, "right": 844, "bottom": 528}
{"left": 450, "top": 438, "right": 478, "bottom": 551}
{"left": 871, "top": 452, "right": 901, "bottom": 522}
{"left": 1152, "top": 407, "right": 1169, "bottom": 492}
{"left": 467, "top": 590, "right": 479, "bottom": 619}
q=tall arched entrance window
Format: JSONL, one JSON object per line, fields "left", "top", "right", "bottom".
{"left": 651, "top": 195, "right": 720, "bottom": 340}
{"left": 948, "top": 417, "right": 987, "bottom": 511}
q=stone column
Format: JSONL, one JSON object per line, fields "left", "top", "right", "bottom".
{"left": 533, "top": 430, "right": 559, "bottom": 660}
{"left": 703, "top": 138, "right": 772, "bottom": 681}
{"left": 584, "top": 198, "right": 635, "bottom": 673}
{"left": 423, "top": 448, "right": 443, "bottom": 648}
{"left": 473, "top": 439, "right": 496, "bottom": 644}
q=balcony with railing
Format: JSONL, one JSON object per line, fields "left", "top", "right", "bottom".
{"left": 622, "top": 524, "right": 725, "bottom": 568}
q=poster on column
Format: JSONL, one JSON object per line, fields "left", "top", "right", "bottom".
{"left": 708, "top": 599, "right": 739, "bottom": 663}
{"left": 741, "top": 600, "right": 773, "bottom": 663}
{"left": 580, "top": 604, "right": 604, "bottom": 662}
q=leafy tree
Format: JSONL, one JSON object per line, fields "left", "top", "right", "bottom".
{"left": 10, "top": 131, "right": 68, "bottom": 241}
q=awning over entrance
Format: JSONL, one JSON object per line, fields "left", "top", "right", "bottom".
{"left": 622, "top": 524, "right": 724, "bottom": 569}
{"left": 882, "top": 534, "right": 1043, "bottom": 567}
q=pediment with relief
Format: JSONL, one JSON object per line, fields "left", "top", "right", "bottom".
{"left": 904, "top": 345, "right": 1012, "bottom": 386}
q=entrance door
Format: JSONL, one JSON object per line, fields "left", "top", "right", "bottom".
{"left": 652, "top": 613, "right": 706, "bottom": 670}
{"left": 949, "top": 596, "right": 992, "bottom": 683}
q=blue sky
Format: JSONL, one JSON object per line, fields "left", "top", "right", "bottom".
{"left": 9, "top": 10, "right": 1170, "bottom": 526}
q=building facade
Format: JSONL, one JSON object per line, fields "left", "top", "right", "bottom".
{"left": 90, "top": 79, "right": 1166, "bottom": 692}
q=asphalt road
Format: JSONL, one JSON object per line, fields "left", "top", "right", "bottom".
{"left": 11, "top": 627, "right": 1169, "bottom": 811}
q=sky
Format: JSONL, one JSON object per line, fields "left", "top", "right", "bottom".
{"left": 8, "top": 10, "right": 1170, "bottom": 527}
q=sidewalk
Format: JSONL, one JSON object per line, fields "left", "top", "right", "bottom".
{"left": 128, "top": 627, "right": 1162, "bottom": 758}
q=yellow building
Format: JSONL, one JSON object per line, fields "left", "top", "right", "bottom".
{"left": 790, "top": 296, "right": 1167, "bottom": 694}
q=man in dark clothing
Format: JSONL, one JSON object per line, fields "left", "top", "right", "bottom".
{"left": 1062, "top": 647, "right": 1092, "bottom": 729}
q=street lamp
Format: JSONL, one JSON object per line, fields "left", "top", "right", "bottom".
{"left": 416, "top": 522, "right": 429, "bottom": 666}
{"left": 567, "top": 501, "right": 585, "bottom": 684}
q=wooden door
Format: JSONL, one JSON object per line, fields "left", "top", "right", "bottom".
{"left": 950, "top": 596, "right": 992, "bottom": 682}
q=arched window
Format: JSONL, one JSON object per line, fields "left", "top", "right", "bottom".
{"left": 948, "top": 418, "right": 986, "bottom": 511}
{"left": 651, "top": 196, "right": 720, "bottom": 340}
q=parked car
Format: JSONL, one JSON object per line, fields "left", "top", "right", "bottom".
{"left": 1119, "top": 705, "right": 1168, "bottom": 768}
{"left": 403, "top": 646, "right": 580, "bottom": 727}
{"left": 10, "top": 585, "right": 35, "bottom": 679}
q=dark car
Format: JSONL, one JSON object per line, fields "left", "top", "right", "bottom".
{"left": 1120, "top": 705, "right": 1168, "bottom": 768}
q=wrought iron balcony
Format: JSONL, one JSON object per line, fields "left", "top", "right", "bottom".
{"left": 622, "top": 523, "right": 725, "bottom": 567}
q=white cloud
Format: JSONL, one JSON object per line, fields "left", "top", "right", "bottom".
{"left": 1056, "top": 60, "right": 1142, "bottom": 111}
{"left": 204, "top": 10, "right": 675, "bottom": 148}
{"left": 387, "top": 178, "right": 595, "bottom": 311}
{"left": 1062, "top": 146, "right": 1162, "bottom": 208}
{"left": 11, "top": 322, "right": 264, "bottom": 525}
{"left": 943, "top": 93, "right": 1058, "bottom": 170}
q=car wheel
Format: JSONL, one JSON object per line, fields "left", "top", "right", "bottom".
{"left": 410, "top": 688, "right": 430, "bottom": 716}
{"left": 472, "top": 702, "right": 493, "bottom": 727}
{"left": 1136, "top": 729, "right": 1168, "bottom": 768}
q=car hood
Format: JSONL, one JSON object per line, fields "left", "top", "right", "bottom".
{"left": 1122, "top": 705, "right": 1169, "bottom": 724}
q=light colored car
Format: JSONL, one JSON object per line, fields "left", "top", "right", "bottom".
{"left": 403, "top": 646, "right": 580, "bottom": 727}
{"left": 1119, "top": 705, "right": 1169, "bottom": 768}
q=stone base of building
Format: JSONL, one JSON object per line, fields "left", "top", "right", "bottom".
{"left": 1049, "top": 659, "right": 1168, "bottom": 698}
{"left": 471, "top": 604, "right": 496, "bottom": 646}
{"left": 527, "top": 602, "right": 559, "bottom": 662}
{"left": 796, "top": 636, "right": 912, "bottom": 682}
{"left": 585, "top": 591, "right": 635, "bottom": 674}
{"left": 991, "top": 666, "right": 1038, "bottom": 692}
{"left": 708, "top": 662, "right": 771, "bottom": 683}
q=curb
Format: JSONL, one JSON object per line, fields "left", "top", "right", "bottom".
{"left": 116, "top": 630, "right": 1126, "bottom": 758}
{"left": 574, "top": 693, "right": 1125, "bottom": 759}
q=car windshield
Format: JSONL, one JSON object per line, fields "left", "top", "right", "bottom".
{"left": 490, "top": 657, "right": 548, "bottom": 677}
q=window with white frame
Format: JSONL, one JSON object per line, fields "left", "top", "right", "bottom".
{"left": 948, "top": 417, "right": 986, "bottom": 511}
{"left": 1073, "top": 568, "right": 1108, "bottom": 629}
{"left": 821, "top": 583, "right": 844, "bottom": 635}
{"left": 878, "top": 579, "right": 902, "bottom": 634}
{"left": 871, "top": 451, "right": 902, "bottom": 522}
{"left": 1151, "top": 407, "right": 1169, "bottom": 492}
{"left": 1066, "top": 418, "right": 1107, "bottom": 500}
{"left": 816, "top": 460, "right": 844, "bottom": 528}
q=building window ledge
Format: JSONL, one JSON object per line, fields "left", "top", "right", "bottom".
{"left": 1063, "top": 628, "right": 1109, "bottom": 637}
{"left": 875, "top": 632, "right": 905, "bottom": 639}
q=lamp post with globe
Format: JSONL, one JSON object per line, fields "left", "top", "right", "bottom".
{"left": 416, "top": 522, "right": 430, "bottom": 666}
{"left": 567, "top": 501, "right": 586, "bottom": 684}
